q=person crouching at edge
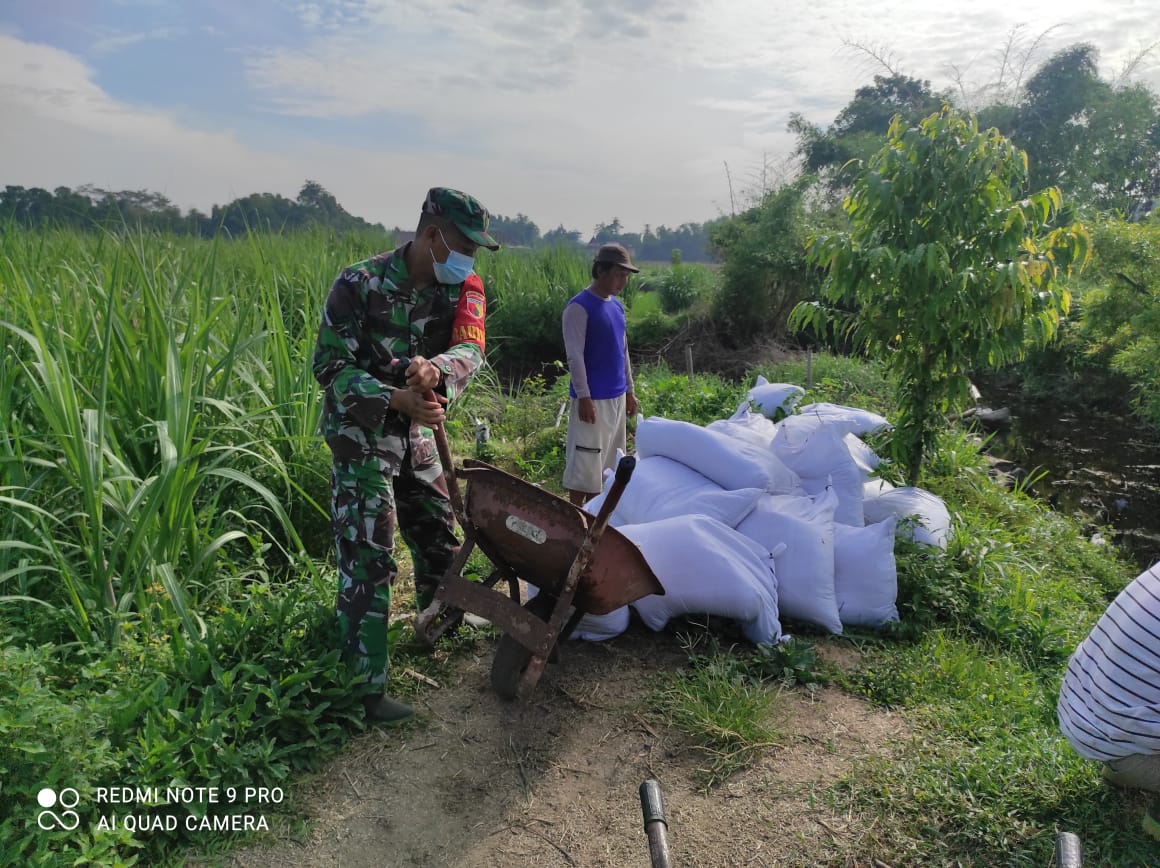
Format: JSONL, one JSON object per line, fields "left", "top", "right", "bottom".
{"left": 1057, "top": 560, "right": 1160, "bottom": 842}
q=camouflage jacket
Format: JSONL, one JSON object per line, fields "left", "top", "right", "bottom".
{"left": 313, "top": 244, "right": 486, "bottom": 468}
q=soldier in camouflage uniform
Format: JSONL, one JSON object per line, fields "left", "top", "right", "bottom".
{"left": 313, "top": 187, "right": 498, "bottom": 723}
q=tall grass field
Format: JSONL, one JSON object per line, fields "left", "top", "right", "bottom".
{"left": 0, "top": 226, "right": 1152, "bottom": 865}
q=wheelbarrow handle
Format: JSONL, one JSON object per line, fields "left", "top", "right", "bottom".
{"left": 588, "top": 454, "right": 636, "bottom": 531}
{"left": 392, "top": 356, "right": 465, "bottom": 524}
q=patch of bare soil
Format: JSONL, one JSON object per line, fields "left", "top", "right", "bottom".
{"left": 219, "top": 625, "right": 905, "bottom": 868}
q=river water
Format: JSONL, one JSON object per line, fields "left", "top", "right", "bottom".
{"left": 979, "top": 387, "right": 1160, "bottom": 571}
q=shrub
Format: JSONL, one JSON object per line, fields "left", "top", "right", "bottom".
{"left": 710, "top": 178, "right": 823, "bottom": 342}
{"left": 476, "top": 247, "right": 586, "bottom": 372}
{"left": 0, "top": 573, "right": 366, "bottom": 866}
{"left": 0, "top": 641, "right": 139, "bottom": 866}
{"left": 658, "top": 264, "right": 716, "bottom": 314}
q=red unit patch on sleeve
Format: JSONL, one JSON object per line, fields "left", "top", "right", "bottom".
{"left": 449, "top": 273, "right": 487, "bottom": 350}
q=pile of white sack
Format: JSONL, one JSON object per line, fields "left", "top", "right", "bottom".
{"left": 568, "top": 377, "right": 953, "bottom": 644}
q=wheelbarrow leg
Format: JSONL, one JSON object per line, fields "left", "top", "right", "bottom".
{"left": 493, "top": 455, "right": 639, "bottom": 700}
{"left": 490, "top": 588, "right": 585, "bottom": 699}
{"left": 491, "top": 593, "right": 558, "bottom": 699}
{"left": 415, "top": 539, "right": 476, "bottom": 646}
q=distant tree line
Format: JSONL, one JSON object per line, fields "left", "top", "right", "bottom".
{"left": 1, "top": 179, "right": 725, "bottom": 263}
{"left": 482, "top": 213, "right": 726, "bottom": 263}
{"left": 0, "top": 180, "right": 387, "bottom": 237}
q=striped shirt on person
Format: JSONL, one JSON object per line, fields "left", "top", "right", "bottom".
{"left": 1058, "top": 562, "right": 1160, "bottom": 761}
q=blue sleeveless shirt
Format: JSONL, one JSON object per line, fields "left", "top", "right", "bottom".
{"left": 567, "top": 289, "right": 626, "bottom": 400}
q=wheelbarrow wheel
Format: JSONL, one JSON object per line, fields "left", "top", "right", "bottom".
{"left": 491, "top": 593, "right": 559, "bottom": 700}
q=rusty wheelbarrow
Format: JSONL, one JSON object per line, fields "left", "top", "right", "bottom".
{"left": 414, "top": 395, "right": 662, "bottom": 700}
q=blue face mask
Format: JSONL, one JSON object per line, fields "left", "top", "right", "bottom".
{"left": 431, "top": 230, "right": 475, "bottom": 284}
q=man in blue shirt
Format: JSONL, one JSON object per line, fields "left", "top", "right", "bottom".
{"left": 561, "top": 243, "right": 638, "bottom": 506}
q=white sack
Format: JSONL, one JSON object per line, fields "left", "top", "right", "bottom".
{"left": 637, "top": 416, "right": 801, "bottom": 495}
{"left": 796, "top": 402, "right": 892, "bottom": 436}
{"left": 707, "top": 401, "right": 779, "bottom": 448}
{"left": 527, "top": 585, "right": 630, "bottom": 641}
{"left": 844, "top": 433, "right": 881, "bottom": 476}
{"left": 863, "top": 478, "right": 896, "bottom": 501}
{"left": 834, "top": 518, "right": 899, "bottom": 627}
{"left": 571, "top": 607, "right": 630, "bottom": 641}
{"left": 583, "top": 455, "right": 763, "bottom": 529}
{"left": 624, "top": 515, "right": 782, "bottom": 645}
{"left": 748, "top": 376, "right": 805, "bottom": 420}
{"left": 863, "top": 486, "right": 951, "bottom": 550}
{"left": 771, "top": 417, "right": 865, "bottom": 526}
{"left": 736, "top": 488, "right": 843, "bottom": 634}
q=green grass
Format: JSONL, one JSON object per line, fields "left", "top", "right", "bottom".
{"left": 1, "top": 224, "right": 1150, "bottom": 865}
{"left": 655, "top": 656, "right": 782, "bottom": 785}
{"left": 630, "top": 289, "right": 662, "bottom": 316}
{"left": 651, "top": 634, "right": 828, "bottom": 787}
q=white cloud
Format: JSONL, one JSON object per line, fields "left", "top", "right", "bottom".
{"left": 0, "top": 31, "right": 726, "bottom": 233}
{"left": 1, "top": 0, "right": 1157, "bottom": 235}
{"left": 90, "top": 25, "right": 183, "bottom": 56}
{"left": 0, "top": 34, "right": 298, "bottom": 210}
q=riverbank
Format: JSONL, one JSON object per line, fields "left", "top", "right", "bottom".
{"left": 972, "top": 374, "right": 1160, "bottom": 571}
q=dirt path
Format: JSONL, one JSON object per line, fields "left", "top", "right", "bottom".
{"left": 220, "top": 628, "right": 904, "bottom": 867}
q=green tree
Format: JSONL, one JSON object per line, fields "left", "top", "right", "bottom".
{"left": 789, "top": 74, "right": 950, "bottom": 193}
{"left": 488, "top": 213, "right": 541, "bottom": 247}
{"left": 592, "top": 218, "right": 624, "bottom": 243}
{"left": 790, "top": 107, "right": 1091, "bottom": 483}
{"left": 543, "top": 224, "right": 582, "bottom": 245}
{"left": 1074, "top": 216, "right": 1160, "bottom": 424}
{"left": 1009, "top": 43, "right": 1160, "bottom": 215}
{"left": 297, "top": 179, "right": 342, "bottom": 219}
{"left": 213, "top": 192, "right": 306, "bottom": 235}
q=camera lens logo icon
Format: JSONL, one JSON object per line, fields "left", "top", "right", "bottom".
{"left": 37, "top": 788, "right": 81, "bottom": 831}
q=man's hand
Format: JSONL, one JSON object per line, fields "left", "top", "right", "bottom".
{"left": 390, "top": 388, "right": 447, "bottom": 426}
{"left": 578, "top": 396, "right": 597, "bottom": 424}
{"left": 626, "top": 392, "right": 638, "bottom": 417}
{"left": 392, "top": 355, "right": 442, "bottom": 392}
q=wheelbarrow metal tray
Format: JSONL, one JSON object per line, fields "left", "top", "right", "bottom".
{"left": 457, "top": 459, "right": 663, "bottom": 615}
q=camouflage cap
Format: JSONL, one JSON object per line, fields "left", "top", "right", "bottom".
{"left": 422, "top": 187, "right": 500, "bottom": 251}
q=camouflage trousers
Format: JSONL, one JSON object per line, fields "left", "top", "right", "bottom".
{"left": 329, "top": 447, "right": 458, "bottom": 687}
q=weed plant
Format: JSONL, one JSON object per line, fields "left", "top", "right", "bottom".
{"left": 653, "top": 632, "right": 828, "bottom": 786}
{"left": 474, "top": 246, "right": 587, "bottom": 373}
{"left": 1, "top": 226, "right": 439, "bottom": 864}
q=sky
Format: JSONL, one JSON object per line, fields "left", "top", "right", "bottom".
{"left": 1, "top": 1, "right": 1158, "bottom": 236}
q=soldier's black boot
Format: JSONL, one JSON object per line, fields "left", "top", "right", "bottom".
{"left": 363, "top": 693, "right": 414, "bottom": 724}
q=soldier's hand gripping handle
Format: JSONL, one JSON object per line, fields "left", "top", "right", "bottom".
{"left": 392, "top": 357, "right": 464, "bottom": 522}
{"left": 388, "top": 356, "right": 445, "bottom": 427}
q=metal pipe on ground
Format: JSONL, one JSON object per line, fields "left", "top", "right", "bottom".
{"left": 640, "top": 778, "right": 672, "bottom": 868}
{"left": 1055, "top": 831, "right": 1082, "bottom": 867}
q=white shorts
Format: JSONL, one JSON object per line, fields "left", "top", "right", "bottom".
{"left": 562, "top": 395, "right": 627, "bottom": 495}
